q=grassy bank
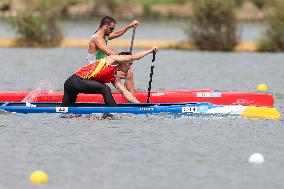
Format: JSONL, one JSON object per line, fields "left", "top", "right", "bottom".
{"left": 0, "top": 0, "right": 280, "bottom": 24}
{"left": 116, "top": 0, "right": 186, "bottom": 4}
{"left": 102, "top": 0, "right": 271, "bottom": 7}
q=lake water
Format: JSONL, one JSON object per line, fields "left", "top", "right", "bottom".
{"left": 0, "top": 47, "right": 284, "bottom": 189}
{"left": 0, "top": 20, "right": 284, "bottom": 189}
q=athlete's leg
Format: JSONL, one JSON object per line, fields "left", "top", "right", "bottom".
{"left": 62, "top": 75, "right": 79, "bottom": 107}
{"left": 100, "top": 85, "right": 117, "bottom": 106}
{"left": 77, "top": 78, "right": 117, "bottom": 106}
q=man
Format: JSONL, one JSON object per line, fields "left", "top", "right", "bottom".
{"left": 87, "top": 16, "right": 139, "bottom": 93}
{"left": 62, "top": 47, "right": 158, "bottom": 107}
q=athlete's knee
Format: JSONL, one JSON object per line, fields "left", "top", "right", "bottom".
{"left": 64, "top": 75, "right": 76, "bottom": 91}
{"left": 100, "top": 84, "right": 112, "bottom": 94}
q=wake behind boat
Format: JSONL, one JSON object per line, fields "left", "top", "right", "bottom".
{"left": 0, "top": 102, "right": 280, "bottom": 120}
{"left": 0, "top": 89, "right": 274, "bottom": 107}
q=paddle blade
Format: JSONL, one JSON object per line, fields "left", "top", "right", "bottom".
{"left": 241, "top": 107, "right": 280, "bottom": 120}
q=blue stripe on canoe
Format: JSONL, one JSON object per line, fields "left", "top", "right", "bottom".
{"left": 0, "top": 102, "right": 218, "bottom": 115}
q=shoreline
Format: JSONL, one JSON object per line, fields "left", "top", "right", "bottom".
{"left": 0, "top": 37, "right": 258, "bottom": 52}
{"left": 0, "top": 1, "right": 266, "bottom": 22}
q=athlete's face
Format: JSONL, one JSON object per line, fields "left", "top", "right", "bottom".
{"left": 105, "top": 22, "right": 115, "bottom": 36}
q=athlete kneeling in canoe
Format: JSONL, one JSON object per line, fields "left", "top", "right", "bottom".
{"left": 62, "top": 47, "right": 158, "bottom": 107}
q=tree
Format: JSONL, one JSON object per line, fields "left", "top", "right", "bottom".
{"left": 9, "top": 0, "right": 65, "bottom": 47}
{"left": 187, "top": 0, "right": 239, "bottom": 51}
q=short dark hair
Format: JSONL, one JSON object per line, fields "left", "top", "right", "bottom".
{"left": 100, "top": 16, "right": 116, "bottom": 27}
{"left": 119, "top": 52, "right": 132, "bottom": 55}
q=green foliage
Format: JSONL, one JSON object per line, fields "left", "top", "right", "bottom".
{"left": 94, "top": 0, "right": 118, "bottom": 12}
{"left": 234, "top": 0, "right": 267, "bottom": 8}
{"left": 234, "top": 0, "right": 244, "bottom": 6}
{"left": 36, "top": 0, "right": 69, "bottom": 13}
{"left": 257, "top": 40, "right": 278, "bottom": 51}
{"left": 7, "top": 0, "right": 66, "bottom": 47}
{"left": 91, "top": 0, "right": 268, "bottom": 7}
{"left": 10, "top": 13, "right": 45, "bottom": 46}
{"left": 258, "top": 0, "right": 284, "bottom": 51}
{"left": 9, "top": 12, "right": 63, "bottom": 47}
{"left": 70, "top": 0, "right": 87, "bottom": 4}
{"left": 114, "top": 0, "right": 187, "bottom": 5}
{"left": 187, "top": 0, "right": 239, "bottom": 51}
{"left": 141, "top": 4, "right": 162, "bottom": 19}
{"left": 251, "top": 0, "right": 267, "bottom": 8}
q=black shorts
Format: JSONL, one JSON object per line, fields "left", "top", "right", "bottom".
{"left": 62, "top": 74, "right": 116, "bottom": 107}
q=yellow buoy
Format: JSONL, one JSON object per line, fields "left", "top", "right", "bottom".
{"left": 30, "top": 170, "right": 48, "bottom": 184}
{"left": 257, "top": 84, "right": 268, "bottom": 91}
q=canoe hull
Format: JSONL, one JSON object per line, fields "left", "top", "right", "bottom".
{"left": 0, "top": 89, "right": 274, "bottom": 107}
{"left": 0, "top": 102, "right": 280, "bottom": 120}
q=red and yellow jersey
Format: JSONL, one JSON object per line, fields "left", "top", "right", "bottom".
{"left": 75, "top": 58, "right": 117, "bottom": 83}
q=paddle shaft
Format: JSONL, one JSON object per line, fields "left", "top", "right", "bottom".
{"left": 129, "top": 27, "right": 136, "bottom": 53}
{"left": 147, "top": 52, "right": 156, "bottom": 103}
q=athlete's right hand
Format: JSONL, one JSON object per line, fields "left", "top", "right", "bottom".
{"left": 131, "top": 20, "right": 139, "bottom": 28}
{"left": 151, "top": 47, "right": 159, "bottom": 53}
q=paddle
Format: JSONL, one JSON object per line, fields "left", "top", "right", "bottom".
{"left": 146, "top": 51, "right": 156, "bottom": 103}
{"left": 129, "top": 27, "right": 136, "bottom": 53}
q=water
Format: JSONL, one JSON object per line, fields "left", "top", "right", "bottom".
{"left": 1, "top": 48, "right": 283, "bottom": 93}
{"left": 0, "top": 47, "right": 284, "bottom": 189}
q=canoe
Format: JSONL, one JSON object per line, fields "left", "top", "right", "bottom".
{"left": 0, "top": 89, "right": 274, "bottom": 107}
{"left": 0, "top": 102, "right": 280, "bottom": 120}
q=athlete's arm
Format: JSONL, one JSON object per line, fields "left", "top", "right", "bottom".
{"left": 94, "top": 37, "right": 118, "bottom": 55}
{"left": 108, "top": 20, "right": 139, "bottom": 40}
{"left": 106, "top": 47, "right": 158, "bottom": 65}
{"left": 132, "top": 47, "right": 158, "bottom": 60}
{"left": 112, "top": 80, "right": 139, "bottom": 103}
{"left": 88, "top": 39, "right": 97, "bottom": 54}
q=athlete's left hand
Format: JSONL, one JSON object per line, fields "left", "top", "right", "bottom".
{"left": 151, "top": 47, "right": 159, "bottom": 53}
{"left": 130, "top": 20, "right": 139, "bottom": 28}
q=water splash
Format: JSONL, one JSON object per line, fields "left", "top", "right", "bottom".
{"left": 21, "top": 81, "right": 58, "bottom": 102}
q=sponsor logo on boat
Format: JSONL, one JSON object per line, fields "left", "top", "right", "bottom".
{"left": 25, "top": 102, "right": 36, "bottom": 107}
{"left": 139, "top": 107, "right": 154, "bottom": 111}
{"left": 152, "top": 92, "right": 165, "bottom": 96}
{"left": 182, "top": 106, "right": 198, "bottom": 113}
{"left": 56, "top": 107, "right": 68, "bottom": 113}
{"left": 196, "top": 92, "right": 221, "bottom": 97}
